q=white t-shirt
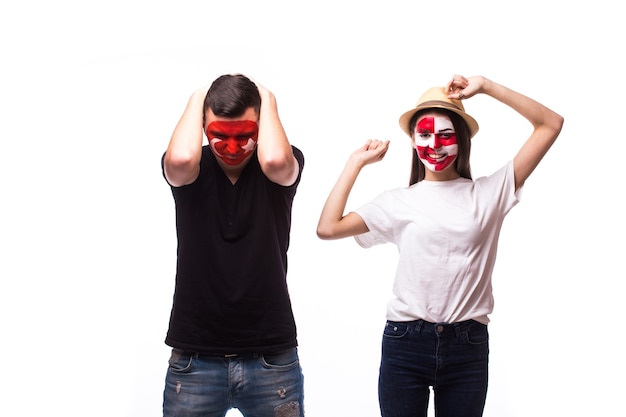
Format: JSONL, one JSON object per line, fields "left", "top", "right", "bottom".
{"left": 354, "top": 161, "right": 521, "bottom": 325}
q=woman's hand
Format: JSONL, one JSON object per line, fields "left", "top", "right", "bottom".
{"left": 446, "top": 74, "right": 486, "bottom": 100}
{"left": 350, "top": 139, "right": 390, "bottom": 168}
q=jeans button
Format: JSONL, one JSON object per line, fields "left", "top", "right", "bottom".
{"left": 436, "top": 325, "right": 444, "bottom": 333}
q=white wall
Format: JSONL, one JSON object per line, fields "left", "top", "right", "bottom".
{"left": 1, "top": 1, "right": 623, "bottom": 416}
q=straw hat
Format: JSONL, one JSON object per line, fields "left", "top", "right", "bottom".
{"left": 398, "top": 86, "right": 479, "bottom": 139}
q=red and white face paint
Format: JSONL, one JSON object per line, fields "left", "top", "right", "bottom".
{"left": 205, "top": 120, "right": 259, "bottom": 166}
{"left": 414, "top": 115, "right": 458, "bottom": 172}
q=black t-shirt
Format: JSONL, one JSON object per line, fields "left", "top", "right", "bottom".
{"left": 162, "top": 145, "right": 304, "bottom": 354}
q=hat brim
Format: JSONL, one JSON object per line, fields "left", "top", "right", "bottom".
{"left": 399, "top": 100, "right": 479, "bottom": 139}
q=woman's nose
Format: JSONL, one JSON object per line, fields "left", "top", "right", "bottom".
{"left": 431, "top": 135, "right": 442, "bottom": 149}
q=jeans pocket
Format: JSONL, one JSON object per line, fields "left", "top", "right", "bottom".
{"left": 463, "top": 322, "right": 489, "bottom": 345}
{"left": 261, "top": 348, "right": 299, "bottom": 369}
{"left": 383, "top": 321, "right": 410, "bottom": 338}
{"left": 168, "top": 349, "right": 194, "bottom": 373}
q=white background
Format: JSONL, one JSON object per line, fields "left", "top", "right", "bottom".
{"left": 1, "top": 1, "right": 624, "bottom": 416}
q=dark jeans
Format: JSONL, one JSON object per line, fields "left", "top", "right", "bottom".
{"left": 378, "top": 319, "right": 489, "bottom": 417}
{"left": 163, "top": 347, "right": 304, "bottom": 417}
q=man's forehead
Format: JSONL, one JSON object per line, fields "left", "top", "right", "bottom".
{"left": 206, "top": 120, "right": 259, "bottom": 134}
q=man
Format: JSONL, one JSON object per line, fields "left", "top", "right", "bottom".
{"left": 161, "top": 74, "right": 305, "bottom": 417}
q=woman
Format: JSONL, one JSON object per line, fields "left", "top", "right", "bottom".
{"left": 316, "top": 75, "right": 563, "bottom": 417}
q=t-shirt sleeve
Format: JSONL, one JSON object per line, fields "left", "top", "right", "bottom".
{"left": 353, "top": 190, "right": 395, "bottom": 248}
{"left": 291, "top": 146, "right": 305, "bottom": 187}
{"left": 475, "top": 160, "right": 521, "bottom": 216}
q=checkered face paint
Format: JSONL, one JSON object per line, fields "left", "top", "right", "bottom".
{"left": 414, "top": 115, "right": 458, "bottom": 172}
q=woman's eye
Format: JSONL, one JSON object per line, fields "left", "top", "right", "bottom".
{"left": 419, "top": 133, "right": 432, "bottom": 139}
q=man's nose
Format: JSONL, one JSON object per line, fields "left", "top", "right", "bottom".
{"left": 226, "top": 138, "right": 240, "bottom": 153}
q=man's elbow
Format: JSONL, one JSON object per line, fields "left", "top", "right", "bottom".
{"left": 262, "top": 155, "right": 299, "bottom": 186}
{"left": 260, "top": 152, "right": 294, "bottom": 173}
{"left": 164, "top": 154, "right": 199, "bottom": 187}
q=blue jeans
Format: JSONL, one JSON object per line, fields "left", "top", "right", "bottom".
{"left": 378, "top": 320, "right": 489, "bottom": 417}
{"left": 163, "top": 347, "right": 304, "bottom": 417}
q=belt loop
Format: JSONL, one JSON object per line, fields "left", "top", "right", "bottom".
{"left": 455, "top": 325, "right": 462, "bottom": 338}
{"left": 453, "top": 320, "right": 471, "bottom": 337}
{"left": 415, "top": 319, "right": 424, "bottom": 332}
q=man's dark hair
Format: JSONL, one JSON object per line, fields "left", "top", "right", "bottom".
{"left": 203, "top": 74, "right": 261, "bottom": 125}
{"left": 408, "top": 108, "right": 472, "bottom": 185}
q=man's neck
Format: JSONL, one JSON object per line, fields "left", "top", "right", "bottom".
{"left": 217, "top": 157, "right": 251, "bottom": 185}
